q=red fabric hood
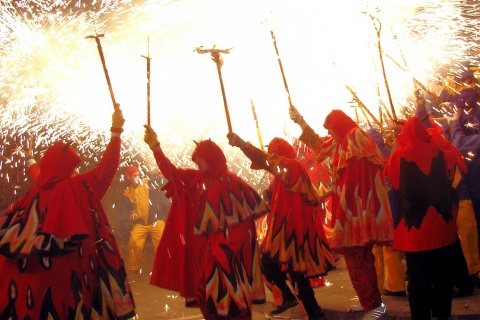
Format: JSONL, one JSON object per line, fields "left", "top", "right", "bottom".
{"left": 37, "top": 141, "right": 81, "bottom": 189}
{"left": 268, "top": 137, "right": 296, "bottom": 159}
{"left": 323, "top": 109, "right": 358, "bottom": 139}
{"left": 192, "top": 140, "right": 228, "bottom": 177}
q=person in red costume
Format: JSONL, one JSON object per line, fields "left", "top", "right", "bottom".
{"left": 289, "top": 107, "right": 394, "bottom": 319}
{"left": 144, "top": 125, "right": 268, "bottom": 320}
{"left": 227, "top": 133, "right": 335, "bottom": 320}
{"left": 384, "top": 117, "right": 466, "bottom": 320}
{"left": 0, "top": 105, "right": 136, "bottom": 319}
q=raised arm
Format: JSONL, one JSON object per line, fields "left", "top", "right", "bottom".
{"left": 227, "top": 132, "right": 271, "bottom": 172}
{"left": 446, "top": 109, "right": 480, "bottom": 154}
{"left": 25, "top": 151, "right": 40, "bottom": 183}
{"left": 83, "top": 104, "right": 125, "bottom": 198}
{"left": 144, "top": 125, "right": 180, "bottom": 181}
{"left": 289, "top": 105, "right": 309, "bottom": 130}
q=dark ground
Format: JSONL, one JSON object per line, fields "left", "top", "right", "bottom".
{"left": 124, "top": 242, "right": 480, "bottom": 320}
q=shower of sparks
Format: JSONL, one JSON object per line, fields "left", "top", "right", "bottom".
{"left": 1, "top": 0, "right": 480, "bottom": 208}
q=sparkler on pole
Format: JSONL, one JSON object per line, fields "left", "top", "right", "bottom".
{"left": 388, "top": 28, "right": 445, "bottom": 110}
{"left": 28, "top": 134, "right": 34, "bottom": 155}
{"left": 359, "top": 105, "right": 373, "bottom": 128}
{"left": 384, "top": 53, "right": 443, "bottom": 105}
{"left": 351, "top": 103, "right": 360, "bottom": 123}
{"left": 345, "top": 85, "right": 382, "bottom": 128}
{"left": 142, "top": 37, "right": 152, "bottom": 126}
{"left": 367, "top": 40, "right": 394, "bottom": 122}
{"left": 85, "top": 33, "right": 118, "bottom": 109}
{"left": 379, "top": 106, "right": 384, "bottom": 128}
{"left": 367, "top": 14, "right": 397, "bottom": 122}
{"left": 194, "top": 45, "right": 233, "bottom": 132}
{"left": 269, "top": 28, "right": 294, "bottom": 109}
{"left": 390, "top": 27, "right": 417, "bottom": 90}
{"left": 249, "top": 95, "right": 264, "bottom": 150}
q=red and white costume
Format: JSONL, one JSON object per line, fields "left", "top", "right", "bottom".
{"left": 0, "top": 137, "right": 135, "bottom": 319}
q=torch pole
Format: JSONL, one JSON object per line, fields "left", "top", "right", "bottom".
{"left": 142, "top": 38, "right": 152, "bottom": 126}
{"left": 270, "top": 29, "right": 294, "bottom": 108}
{"left": 384, "top": 53, "right": 443, "bottom": 104}
{"left": 86, "top": 33, "right": 117, "bottom": 109}
{"left": 250, "top": 95, "right": 264, "bottom": 150}
{"left": 368, "top": 15, "right": 397, "bottom": 122}
{"left": 195, "top": 46, "right": 233, "bottom": 132}
{"left": 217, "top": 66, "right": 232, "bottom": 132}
{"left": 345, "top": 85, "right": 382, "bottom": 128}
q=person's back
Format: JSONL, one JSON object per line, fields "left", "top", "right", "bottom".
{"left": 385, "top": 116, "right": 460, "bottom": 319}
{"left": 145, "top": 127, "right": 268, "bottom": 319}
{"left": 289, "top": 107, "right": 394, "bottom": 319}
{"left": 228, "top": 133, "right": 335, "bottom": 320}
{"left": 0, "top": 106, "right": 135, "bottom": 319}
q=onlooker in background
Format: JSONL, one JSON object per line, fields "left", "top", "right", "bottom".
{"left": 115, "top": 193, "right": 134, "bottom": 245}
{"left": 122, "top": 165, "right": 170, "bottom": 274}
{"left": 444, "top": 108, "right": 480, "bottom": 289}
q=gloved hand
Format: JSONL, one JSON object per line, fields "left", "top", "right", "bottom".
{"left": 227, "top": 132, "right": 246, "bottom": 148}
{"left": 289, "top": 105, "right": 303, "bottom": 124}
{"left": 444, "top": 109, "right": 461, "bottom": 124}
{"left": 112, "top": 103, "right": 125, "bottom": 130}
{"left": 144, "top": 125, "right": 160, "bottom": 149}
{"left": 25, "top": 146, "right": 36, "bottom": 167}
{"left": 439, "top": 102, "right": 453, "bottom": 114}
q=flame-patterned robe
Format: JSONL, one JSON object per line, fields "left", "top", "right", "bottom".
{"left": 299, "top": 125, "right": 394, "bottom": 253}
{"left": 240, "top": 140, "right": 335, "bottom": 278}
{"left": 0, "top": 137, "right": 135, "bottom": 320}
{"left": 149, "top": 142, "right": 268, "bottom": 319}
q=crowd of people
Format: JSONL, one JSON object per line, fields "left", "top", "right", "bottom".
{"left": 1, "top": 65, "right": 480, "bottom": 320}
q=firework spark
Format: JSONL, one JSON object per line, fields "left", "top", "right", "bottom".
{"left": 1, "top": 0, "right": 479, "bottom": 207}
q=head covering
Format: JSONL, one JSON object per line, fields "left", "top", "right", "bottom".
{"left": 323, "top": 109, "right": 358, "bottom": 139}
{"left": 126, "top": 165, "right": 140, "bottom": 176}
{"left": 385, "top": 117, "right": 439, "bottom": 189}
{"left": 191, "top": 139, "right": 228, "bottom": 177}
{"left": 37, "top": 141, "right": 81, "bottom": 189}
{"left": 268, "top": 137, "right": 296, "bottom": 159}
{"left": 460, "top": 68, "right": 474, "bottom": 82}
{"left": 36, "top": 141, "right": 87, "bottom": 239}
{"left": 455, "top": 87, "right": 479, "bottom": 111}
{"left": 396, "top": 117, "right": 431, "bottom": 147}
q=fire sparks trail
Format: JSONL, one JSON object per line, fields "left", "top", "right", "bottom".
{"left": 1, "top": 0, "right": 480, "bottom": 208}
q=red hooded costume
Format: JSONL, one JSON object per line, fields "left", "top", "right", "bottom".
{"left": 384, "top": 117, "right": 464, "bottom": 252}
{"left": 242, "top": 137, "right": 335, "bottom": 277}
{"left": 299, "top": 110, "right": 394, "bottom": 252}
{"left": 0, "top": 137, "right": 135, "bottom": 319}
{"left": 149, "top": 140, "right": 268, "bottom": 319}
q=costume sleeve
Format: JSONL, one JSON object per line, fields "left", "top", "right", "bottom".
{"left": 240, "top": 142, "right": 318, "bottom": 205}
{"left": 415, "top": 104, "right": 433, "bottom": 129}
{"left": 439, "top": 76, "right": 460, "bottom": 101}
{"left": 84, "top": 136, "right": 121, "bottom": 199}
{"left": 449, "top": 120, "right": 480, "bottom": 155}
{"left": 240, "top": 143, "right": 271, "bottom": 171}
{"left": 366, "top": 128, "right": 391, "bottom": 159}
{"left": 152, "top": 147, "right": 202, "bottom": 201}
{"left": 26, "top": 162, "right": 41, "bottom": 183}
{"left": 152, "top": 147, "right": 180, "bottom": 181}
{"left": 299, "top": 126, "right": 336, "bottom": 162}
{"left": 267, "top": 155, "right": 319, "bottom": 205}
